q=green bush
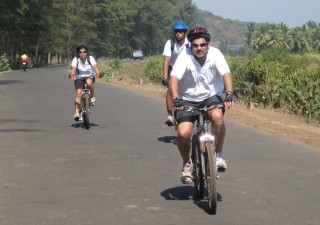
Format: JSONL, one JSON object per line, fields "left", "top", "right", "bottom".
{"left": 99, "top": 57, "right": 122, "bottom": 81}
{"left": 143, "top": 55, "right": 163, "bottom": 83}
{"left": 228, "top": 52, "right": 319, "bottom": 122}
{"left": 0, "top": 54, "right": 10, "bottom": 72}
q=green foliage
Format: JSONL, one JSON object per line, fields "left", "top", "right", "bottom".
{"left": 228, "top": 51, "right": 320, "bottom": 122}
{"left": 0, "top": 0, "right": 197, "bottom": 61}
{"left": 100, "top": 58, "right": 123, "bottom": 82}
{"left": 0, "top": 54, "right": 10, "bottom": 72}
{"left": 143, "top": 55, "right": 163, "bottom": 83}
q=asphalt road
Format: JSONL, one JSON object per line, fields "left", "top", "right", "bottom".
{"left": 0, "top": 65, "right": 319, "bottom": 225}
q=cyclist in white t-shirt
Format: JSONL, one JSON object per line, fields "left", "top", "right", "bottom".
{"left": 169, "top": 27, "right": 236, "bottom": 184}
{"left": 69, "top": 43, "right": 101, "bottom": 121}
{"left": 162, "top": 21, "right": 189, "bottom": 126}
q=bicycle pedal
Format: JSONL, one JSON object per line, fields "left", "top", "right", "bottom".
{"left": 217, "top": 168, "right": 225, "bottom": 172}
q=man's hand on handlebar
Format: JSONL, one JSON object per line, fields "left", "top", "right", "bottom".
{"left": 172, "top": 98, "right": 184, "bottom": 111}
{"left": 224, "top": 91, "right": 236, "bottom": 109}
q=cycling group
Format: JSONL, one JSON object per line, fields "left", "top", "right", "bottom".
{"left": 67, "top": 22, "right": 235, "bottom": 212}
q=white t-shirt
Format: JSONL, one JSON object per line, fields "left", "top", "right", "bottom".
{"left": 72, "top": 56, "right": 97, "bottom": 78}
{"left": 171, "top": 47, "right": 230, "bottom": 102}
{"left": 163, "top": 37, "right": 189, "bottom": 67}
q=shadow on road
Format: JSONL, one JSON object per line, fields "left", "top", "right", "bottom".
{"left": 0, "top": 129, "right": 44, "bottom": 132}
{"left": 71, "top": 122, "right": 99, "bottom": 129}
{"left": 158, "top": 136, "right": 177, "bottom": 145}
{"left": 160, "top": 186, "right": 222, "bottom": 215}
{"left": 0, "top": 80, "right": 25, "bottom": 85}
{"left": 0, "top": 119, "right": 39, "bottom": 123}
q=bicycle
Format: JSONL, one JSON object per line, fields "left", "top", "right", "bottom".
{"left": 184, "top": 103, "right": 224, "bottom": 215}
{"left": 77, "top": 77, "right": 92, "bottom": 130}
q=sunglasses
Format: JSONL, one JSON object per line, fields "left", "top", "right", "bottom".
{"left": 175, "top": 30, "right": 185, "bottom": 33}
{"left": 79, "top": 51, "right": 87, "bottom": 54}
{"left": 192, "top": 42, "right": 208, "bottom": 48}
{"left": 189, "top": 27, "right": 208, "bottom": 34}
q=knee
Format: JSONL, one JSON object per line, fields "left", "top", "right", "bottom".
{"left": 210, "top": 110, "right": 224, "bottom": 126}
{"left": 178, "top": 130, "right": 192, "bottom": 142}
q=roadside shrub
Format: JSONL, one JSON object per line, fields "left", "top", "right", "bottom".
{"left": 99, "top": 57, "right": 122, "bottom": 81}
{"left": 143, "top": 55, "right": 163, "bottom": 83}
{"left": 0, "top": 54, "right": 10, "bottom": 72}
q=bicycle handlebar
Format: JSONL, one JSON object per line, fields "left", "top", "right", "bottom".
{"left": 183, "top": 104, "right": 224, "bottom": 113}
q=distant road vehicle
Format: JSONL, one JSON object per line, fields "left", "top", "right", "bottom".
{"left": 133, "top": 50, "right": 144, "bottom": 60}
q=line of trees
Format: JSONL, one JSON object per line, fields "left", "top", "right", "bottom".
{"left": 0, "top": 0, "right": 197, "bottom": 63}
{"left": 244, "top": 21, "right": 320, "bottom": 53}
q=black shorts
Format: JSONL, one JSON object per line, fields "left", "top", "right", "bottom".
{"left": 175, "top": 95, "right": 225, "bottom": 124}
{"left": 74, "top": 77, "right": 95, "bottom": 90}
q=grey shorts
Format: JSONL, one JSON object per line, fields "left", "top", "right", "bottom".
{"left": 74, "top": 77, "right": 95, "bottom": 90}
{"left": 175, "top": 95, "right": 224, "bottom": 124}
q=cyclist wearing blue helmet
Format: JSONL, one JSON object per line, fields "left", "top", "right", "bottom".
{"left": 162, "top": 21, "right": 189, "bottom": 127}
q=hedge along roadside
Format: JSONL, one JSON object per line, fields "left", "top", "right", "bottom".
{"left": 141, "top": 52, "right": 319, "bottom": 123}
{"left": 227, "top": 52, "right": 319, "bottom": 123}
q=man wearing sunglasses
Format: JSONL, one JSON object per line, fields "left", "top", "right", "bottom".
{"left": 169, "top": 27, "right": 235, "bottom": 184}
{"left": 69, "top": 43, "right": 101, "bottom": 121}
{"left": 162, "top": 21, "right": 189, "bottom": 127}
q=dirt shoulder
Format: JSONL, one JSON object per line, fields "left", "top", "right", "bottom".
{"left": 103, "top": 79, "right": 320, "bottom": 150}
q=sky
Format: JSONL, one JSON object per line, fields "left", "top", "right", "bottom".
{"left": 192, "top": 0, "right": 319, "bottom": 27}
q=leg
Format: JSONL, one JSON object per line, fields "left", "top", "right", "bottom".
{"left": 164, "top": 88, "right": 176, "bottom": 126}
{"left": 86, "top": 78, "right": 96, "bottom": 105}
{"left": 166, "top": 88, "right": 173, "bottom": 116}
{"left": 209, "top": 108, "right": 227, "bottom": 169}
{"left": 177, "top": 121, "right": 194, "bottom": 184}
{"left": 86, "top": 78, "right": 94, "bottom": 97}
{"left": 177, "top": 121, "right": 194, "bottom": 163}
{"left": 209, "top": 108, "right": 225, "bottom": 153}
{"left": 75, "top": 89, "right": 82, "bottom": 113}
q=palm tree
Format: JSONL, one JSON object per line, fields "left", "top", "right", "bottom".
{"left": 267, "top": 28, "right": 284, "bottom": 49}
{"left": 244, "top": 22, "right": 255, "bottom": 48}
{"left": 253, "top": 25, "right": 270, "bottom": 51}
{"left": 306, "top": 20, "right": 317, "bottom": 29}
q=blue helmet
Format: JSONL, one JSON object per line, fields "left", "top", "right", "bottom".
{"left": 173, "top": 21, "right": 188, "bottom": 31}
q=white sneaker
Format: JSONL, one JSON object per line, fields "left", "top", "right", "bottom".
{"left": 91, "top": 97, "right": 96, "bottom": 106}
{"left": 216, "top": 155, "right": 227, "bottom": 171}
{"left": 180, "top": 161, "right": 194, "bottom": 184}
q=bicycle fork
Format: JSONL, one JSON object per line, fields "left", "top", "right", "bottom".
{"left": 199, "top": 135, "right": 219, "bottom": 180}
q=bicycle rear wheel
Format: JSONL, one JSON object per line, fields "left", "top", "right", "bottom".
{"left": 82, "top": 94, "right": 90, "bottom": 130}
{"left": 204, "top": 141, "right": 217, "bottom": 214}
{"left": 191, "top": 134, "right": 204, "bottom": 198}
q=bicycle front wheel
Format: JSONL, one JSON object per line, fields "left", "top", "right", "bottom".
{"left": 83, "top": 94, "right": 90, "bottom": 130}
{"left": 191, "top": 134, "right": 204, "bottom": 198}
{"left": 204, "top": 141, "right": 217, "bottom": 214}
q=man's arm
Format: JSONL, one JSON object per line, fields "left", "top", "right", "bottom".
{"left": 169, "top": 75, "right": 179, "bottom": 99}
{"left": 223, "top": 73, "right": 233, "bottom": 93}
{"left": 223, "top": 73, "right": 235, "bottom": 109}
{"left": 163, "top": 56, "right": 170, "bottom": 79}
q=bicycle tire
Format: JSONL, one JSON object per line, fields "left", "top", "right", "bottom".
{"left": 191, "top": 134, "right": 204, "bottom": 198}
{"left": 83, "top": 94, "right": 90, "bottom": 130}
{"left": 204, "top": 141, "right": 217, "bottom": 214}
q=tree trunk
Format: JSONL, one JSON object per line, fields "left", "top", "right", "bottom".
{"left": 48, "top": 52, "right": 51, "bottom": 64}
{"left": 35, "top": 39, "right": 40, "bottom": 62}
